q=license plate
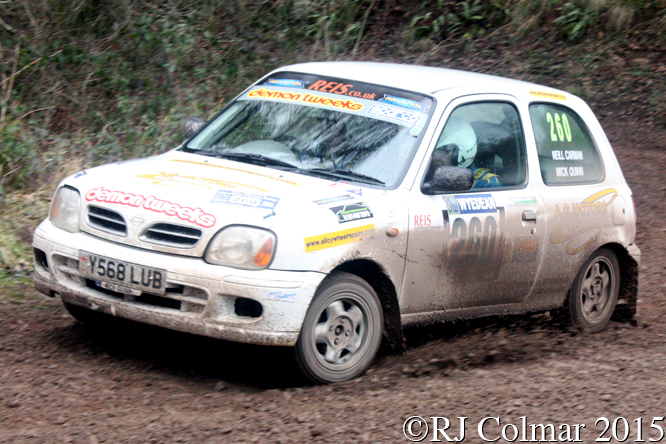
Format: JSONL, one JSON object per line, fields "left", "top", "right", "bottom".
{"left": 78, "top": 252, "right": 166, "bottom": 295}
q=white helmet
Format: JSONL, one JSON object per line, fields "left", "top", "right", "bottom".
{"left": 436, "top": 117, "right": 477, "bottom": 168}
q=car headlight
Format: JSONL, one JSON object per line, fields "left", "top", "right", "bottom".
{"left": 205, "top": 225, "right": 276, "bottom": 269}
{"left": 49, "top": 186, "right": 81, "bottom": 233}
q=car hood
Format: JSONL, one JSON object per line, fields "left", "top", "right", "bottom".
{"left": 66, "top": 150, "right": 385, "bottom": 257}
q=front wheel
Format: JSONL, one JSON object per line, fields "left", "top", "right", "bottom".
{"left": 295, "top": 272, "right": 383, "bottom": 384}
{"left": 568, "top": 248, "right": 620, "bottom": 332}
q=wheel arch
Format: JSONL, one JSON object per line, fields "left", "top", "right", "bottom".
{"left": 567, "top": 243, "right": 638, "bottom": 323}
{"left": 604, "top": 242, "right": 639, "bottom": 323}
{"left": 331, "top": 259, "right": 406, "bottom": 354}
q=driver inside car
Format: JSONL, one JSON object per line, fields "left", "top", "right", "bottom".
{"left": 428, "top": 117, "right": 502, "bottom": 189}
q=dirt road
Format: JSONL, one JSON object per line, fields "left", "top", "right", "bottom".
{"left": 1, "top": 115, "right": 665, "bottom": 443}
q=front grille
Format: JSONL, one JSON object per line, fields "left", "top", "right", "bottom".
{"left": 141, "top": 223, "right": 202, "bottom": 248}
{"left": 85, "top": 280, "right": 208, "bottom": 314}
{"left": 87, "top": 205, "right": 127, "bottom": 236}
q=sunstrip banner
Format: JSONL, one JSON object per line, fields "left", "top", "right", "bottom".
{"left": 247, "top": 88, "right": 363, "bottom": 111}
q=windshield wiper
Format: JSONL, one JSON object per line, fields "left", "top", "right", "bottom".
{"left": 196, "top": 151, "right": 298, "bottom": 169}
{"left": 305, "top": 168, "right": 385, "bottom": 186}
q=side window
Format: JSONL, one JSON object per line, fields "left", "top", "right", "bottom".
{"left": 425, "top": 102, "right": 527, "bottom": 190}
{"left": 529, "top": 103, "right": 603, "bottom": 185}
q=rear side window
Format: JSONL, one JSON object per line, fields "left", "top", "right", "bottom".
{"left": 529, "top": 103, "right": 603, "bottom": 185}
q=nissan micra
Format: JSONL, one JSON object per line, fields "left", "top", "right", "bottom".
{"left": 33, "top": 62, "right": 640, "bottom": 383}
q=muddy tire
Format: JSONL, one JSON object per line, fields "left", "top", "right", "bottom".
{"left": 568, "top": 247, "right": 620, "bottom": 332}
{"left": 295, "top": 272, "right": 383, "bottom": 384}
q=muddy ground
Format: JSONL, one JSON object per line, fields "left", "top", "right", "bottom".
{"left": 1, "top": 112, "right": 665, "bottom": 443}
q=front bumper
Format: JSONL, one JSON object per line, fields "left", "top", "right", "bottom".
{"left": 33, "top": 220, "right": 326, "bottom": 346}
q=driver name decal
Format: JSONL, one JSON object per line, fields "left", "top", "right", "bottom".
{"left": 85, "top": 188, "right": 216, "bottom": 228}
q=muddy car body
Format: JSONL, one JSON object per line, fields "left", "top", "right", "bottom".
{"left": 33, "top": 62, "right": 640, "bottom": 383}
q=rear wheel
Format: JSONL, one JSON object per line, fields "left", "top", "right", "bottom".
{"left": 568, "top": 248, "right": 620, "bottom": 332}
{"left": 295, "top": 272, "right": 383, "bottom": 384}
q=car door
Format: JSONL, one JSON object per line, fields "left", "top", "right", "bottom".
{"left": 401, "top": 97, "right": 546, "bottom": 315}
{"left": 527, "top": 101, "right": 621, "bottom": 302}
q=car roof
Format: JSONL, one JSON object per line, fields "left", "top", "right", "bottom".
{"left": 278, "top": 61, "right": 566, "bottom": 98}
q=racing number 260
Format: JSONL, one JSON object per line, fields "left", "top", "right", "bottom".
{"left": 546, "top": 112, "right": 572, "bottom": 143}
{"left": 450, "top": 215, "right": 500, "bottom": 261}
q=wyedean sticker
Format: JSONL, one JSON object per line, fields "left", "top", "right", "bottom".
{"left": 211, "top": 190, "right": 279, "bottom": 210}
{"left": 329, "top": 202, "right": 373, "bottom": 224}
{"left": 444, "top": 194, "right": 498, "bottom": 215}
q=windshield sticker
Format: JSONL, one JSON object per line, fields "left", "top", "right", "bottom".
{"left": 248, "top": 88, "right": 363, "bottom": 111}
{"left": 366, "top": 105, "right": 420, "bottom": 126}
{"left": 379, "top": 95, "right": 429, "bottom": 112}
{"left": 329, "top": 202, "right": 373, "bottom": 224}
{"left": 211, "top": 190, "right": 280, "bottom": 210}
{"left": 259, "top": 72, "right": 433, "bottom": 118}
{"left": 306, "top": 80, "right": 377, "bottom": 100}
{"left": 444, "top": 194, "right": 498, "bottom": 215}
{"left": 136, "top": 172, "right": 268, "bottom": 192}
{"left": 266, "top": 78, "right": 309, "bottom": 88}
{"left": 304, "top": 224, "right": 375, "bottom": 252}
{"left": 169, "top": 159, "right": 298, "bottom": 186}
{"left": 530, "top": 90, "right": 567, "bottom": 101}
{"left": 313, "top": 195, "right": 354, "bottom": 205}
{"left": 85, "top": 188, "right": 216, "bottom": 228}
{"left": 409, "top": 126, "right": 423, "bottom": 137}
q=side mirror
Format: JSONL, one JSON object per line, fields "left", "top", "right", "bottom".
{"left": 423, "top": 166, "right": 473, "bottom": 194}
{"left": 181, "top": 117, "right": 205, "bottom": 139}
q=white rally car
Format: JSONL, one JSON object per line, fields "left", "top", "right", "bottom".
{"left": 33, "top": 62, "right": 640, "bottom": 383}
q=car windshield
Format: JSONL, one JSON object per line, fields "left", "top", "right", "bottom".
{"left": 183, "top": 73, "right": 433, "bottom": 187}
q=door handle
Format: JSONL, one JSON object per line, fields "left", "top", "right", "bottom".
{"left": 522, "top": 210, "right": 537, "bottom": 221}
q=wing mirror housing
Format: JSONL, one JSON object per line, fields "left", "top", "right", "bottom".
{"left": 423, "top": 166, "right": 473, "bottom": 194}
{"left": 181, "top": 117, "right": 206, "bottom": 139}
